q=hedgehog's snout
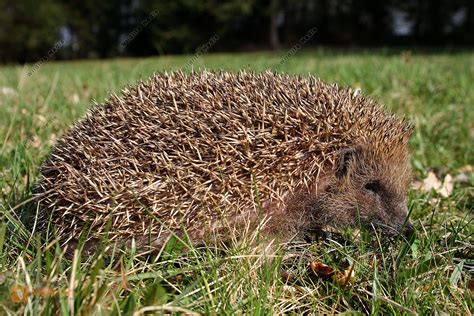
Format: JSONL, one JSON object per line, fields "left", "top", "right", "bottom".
{"left": 371, "top": 201, "right": 413, "bottom": 238}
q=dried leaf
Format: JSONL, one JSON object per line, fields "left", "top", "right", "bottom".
{"left": 310, "top": 260, "right": 355, "bottom": 287}
{"left": 411, "top": 181, "right": 423, "bottom": 190}
{"left": 309, "top": 261, "right": 335, "bottom": 278}
{"left": 421, "top": 171, "right": 442, "bottom": 192}
{"left": 458, "top": 165, "right": 473, "bottom": 174}
{"left": 332, "top": 263, "right": 355, "bottom": 287}
{"left": 455, "top": 174, "right": 469, "bottom": 184}
{"left": 439, "top": 174, "right": 454, "bottom": 198}
{"left": 455, "top": 164, "right": 473, "bottom": 183}
{"left": 414, "top": 171, "right": 454, "bottom": 197}
{"left": 11, "top": 285, "right": 29, "bottom": 303}
{"left": 332, "top": 271, "right": 345, "bottom": 283}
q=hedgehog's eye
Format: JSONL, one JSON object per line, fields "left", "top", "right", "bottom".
{"left": 365, "top": 181, "right": 382, "bottom": 194}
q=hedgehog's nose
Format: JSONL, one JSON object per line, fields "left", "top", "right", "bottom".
{"left": 403, "top": 223, "right": 414, "bottom": 238}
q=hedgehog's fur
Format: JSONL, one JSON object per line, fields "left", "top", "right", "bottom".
{"left": 36, "top": 71, "right": 413, "bottom": 254}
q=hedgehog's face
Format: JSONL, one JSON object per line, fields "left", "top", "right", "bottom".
{"left": 314, "top": 145, "right": 413, "bottom": 238}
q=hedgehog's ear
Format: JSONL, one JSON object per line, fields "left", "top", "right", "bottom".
{"left": 336, "top": 147, "right": 359, "bottom": 179}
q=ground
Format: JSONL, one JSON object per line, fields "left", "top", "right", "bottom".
{"left": 0, "top": 49, "right": 472, "bottom": 314}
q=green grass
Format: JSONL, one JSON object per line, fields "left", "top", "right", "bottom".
{"left": 0, "top": 49, "right": 472, "bottom": 314}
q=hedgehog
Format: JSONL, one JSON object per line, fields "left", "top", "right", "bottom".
{"left": 34, "top": 71, "right": 414, "bottom": 256}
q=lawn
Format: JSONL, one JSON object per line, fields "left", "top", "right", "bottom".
{"left": 0, "top": 49, "right": 472, "bottom": 314}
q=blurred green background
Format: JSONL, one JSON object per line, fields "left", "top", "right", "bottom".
{"left": 1, "top": 0, "right": 473, "bottom": 63}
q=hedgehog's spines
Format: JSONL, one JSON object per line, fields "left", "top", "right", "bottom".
{"left": 36, "top": 70, "right": 412, "bottom": 248}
